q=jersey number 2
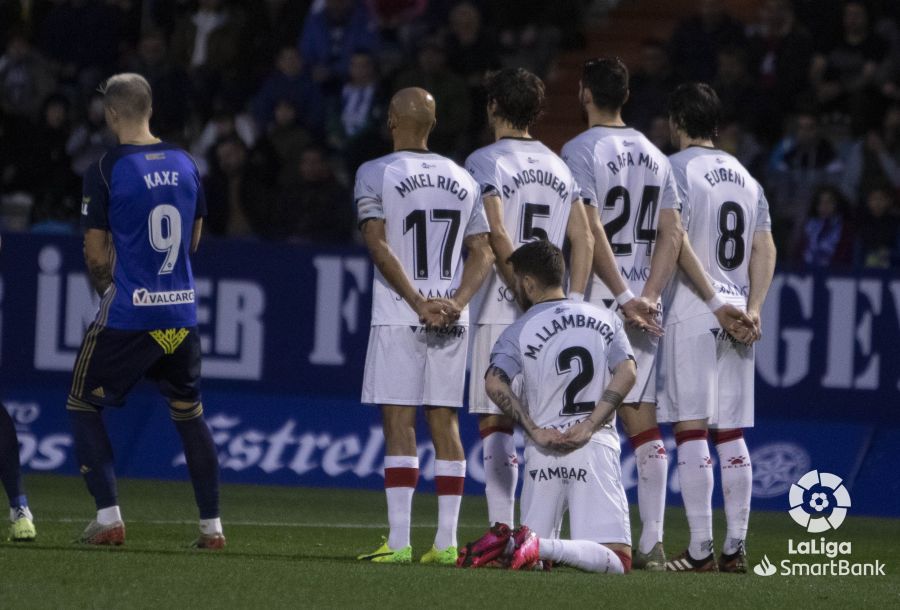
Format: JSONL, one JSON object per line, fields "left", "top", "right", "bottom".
{"left": 148, "top": 204, "right": 182, "bottom": 275}
{"left": 557, "top": 346, "right": 595, "bottom": 415}
{"left": 404, "top": 209, "right": 461, "bottom": 280}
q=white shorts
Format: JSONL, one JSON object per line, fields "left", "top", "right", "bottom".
{"left": 520, "top": 442, "right": 631, "bottom": 545}
{"left": 361, "top": 325, "right": 468, "bottom": 408}
{"left": 656, "top": 313, "right": 755, "bottom": 428}
{"left": 469, "top": 324, "right": 506, "bottom": 415}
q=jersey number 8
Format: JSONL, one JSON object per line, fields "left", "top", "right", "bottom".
{"left": 148, "top": 204, "right": 182, "bottom": 275}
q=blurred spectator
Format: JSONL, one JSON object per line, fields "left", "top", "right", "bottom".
{"left": 747, "top": 0, "right": 814, "bottom": 142}
{"left": 170, "top": 0, "right": 247, "bottom": 117}
{"left": 718, "top": 120, "right": 766, "bottom": 178}
{"left": 272, "top": 145, "right": 354, "bottom": 243}
{"left": 191, "top": 101, "right": 258, "bottom": 177}
{"left": 0, "top": 28, "right": 55, "bottom": 121}
{"left": 66, "top": 92, "right": 116, "bottom": 177}
{"left": 810, "top": 1, "right": 890, "bottom": 132}
{"left": 299, "top": 0, "right": 380, "bottom": 93}
{"left": 647, "top": 116, "right": 676, "bottom": 156}
{"left": 251, "top": 46, "right": 324, "bottom": 136}
{"left": 204, "top": 136, "right": 276, "bottom": 239}
{"left": 668, "top": 0, "right": 746, "bottom": 82}
{"left": 793, "top": 185, "right": 854, "bottom": 268}
{"left": 624, "top": 39, "right": 677, "bottom": 133}
{"left": 327, "top": 51, "right": 387, "bottom": 174}
{"left": 713, "top": 46, "right": 766, "bottom": 135}
{"left": 258, "top": 99, "right": 314, "bottom": 188}
{"left": 855, "top": 187, "right": 900, "bottom": 268}
{"left": 129, "top": 29, "right": 191, "bottom": 143}
{"left": 842, "top": 103, "right": 900, "bottom": 204}
{"left": 483, "top": 0, "right": 563, "bottom": 78}
{"left": 769, "top": 110, "right": 844, "bottom": 247}
{"left": 394, "top": 39, "right": 470, "bottom": 157}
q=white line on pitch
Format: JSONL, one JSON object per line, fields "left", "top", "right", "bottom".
{"left": 40, "top": 517, "right": 486, "bottom": 529}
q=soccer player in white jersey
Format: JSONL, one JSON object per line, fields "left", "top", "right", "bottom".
{"left": 561, "top": 57, "right": 683, "bottom": 570}
{"left": 457, "top": 240, "right": 635, "bottom": 574}
{"left": 354, "top": 88, "right": 494, "bottom": 565}
{"left": 658, "top": 83, "right": 776, "bottom": 572}
{"left": 464, "top": 67, "right": 594, "bottom": 529}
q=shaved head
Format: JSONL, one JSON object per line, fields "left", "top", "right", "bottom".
{"left": 100, "top": 73, "right": 153, "bottom": 121}
{"left": 389, "top": 87, "right": 436, "bottom": 138}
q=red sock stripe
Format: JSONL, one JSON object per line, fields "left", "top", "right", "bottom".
{"left": 614, "top": 550, "right": 632, "bottom": 574}
{"left": 711, "top": 428, "right": 744, "bottom": 445}
{"left": 675, "top": 429, "right": 708, "bottom": 446}
{"left": 384, "top": 467, "right": 419, "bottom": 488}
{"left": 435, "top": 475, "right": 465, "bottom": 495}
{"left": 629, "top": 427, "right": 662, "bottom": 450}
{"left": 480, "top": 426, "right": 514, "bottom": 439}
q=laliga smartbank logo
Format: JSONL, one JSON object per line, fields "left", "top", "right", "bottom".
{"left": 753, "top": 470, "right": 886, "bottom": 577}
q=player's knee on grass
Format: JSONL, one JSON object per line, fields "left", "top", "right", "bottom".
{"left": 425, "top": 407, "right": 464, "bottom": 461}
{"left": 619, "top": 401, "right": 659, "bottom": 436}
{"left": 169, "top": 400, "right": 203, "bottom": 421}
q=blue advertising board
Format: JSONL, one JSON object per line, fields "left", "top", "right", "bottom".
{"left": 1, "top": 234, "right": 898, "bottom": 516}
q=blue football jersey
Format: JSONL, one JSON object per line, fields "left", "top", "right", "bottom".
{"left": 82, "top": 142, "right": 207, "bottom": 330}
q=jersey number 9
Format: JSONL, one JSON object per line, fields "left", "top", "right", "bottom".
{"left": 148, "top": 204, "right": 183, "bottom": 275}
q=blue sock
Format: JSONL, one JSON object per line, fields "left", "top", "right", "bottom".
{"left": 172, "top": 405, "right": 220, "bottom": 520}
{"left": 68, "top": 404, "right": 118, "bottom": 510}
{"left": 0, "top": 403, "right": 27, "bottom": 508}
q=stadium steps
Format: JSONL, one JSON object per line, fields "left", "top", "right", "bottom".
{"left": 534, "top": 0, "right": 766, "bottom": 151}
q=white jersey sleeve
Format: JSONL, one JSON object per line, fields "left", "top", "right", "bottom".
{"left": 356, "top": 151, "right": 485, "bottom": 326}
{"left": 561, "top": 136, "right": 598, "bottom": 206}
{"left": 664, "top": 147, "right": 768, "bottom": 324}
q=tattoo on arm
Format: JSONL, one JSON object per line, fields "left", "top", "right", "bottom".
{"left": 87, "top": 262, "right": 112, "bottom": 296}
{"left": 600, "top": 389, "right": 624, "bottom": 410}
{"left": 485, "top": 366, "right": 538, "bottom": 436}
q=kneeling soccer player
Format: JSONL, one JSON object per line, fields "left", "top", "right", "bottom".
{"left": 459, "top": 240, "right": 635, "bottom": 574}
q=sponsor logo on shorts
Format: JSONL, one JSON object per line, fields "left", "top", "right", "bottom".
{"left": 133, "top": 288, "right": 195, "bottom": 306}
{"left": 528, "top": 467, "right": 587, "bottom": 482}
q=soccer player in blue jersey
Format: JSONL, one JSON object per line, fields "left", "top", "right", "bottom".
{"left": 68, "top": 73, "right": 223, "bottom": 548}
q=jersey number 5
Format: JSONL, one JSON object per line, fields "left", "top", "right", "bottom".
{"left": 557, "top": 346, "right": 595, "bottom": 416}
{"left": 148, "top": 204, "right": 182, "bottom": 275}
{"left": 404, "top": 209, "right": 461, "bottom": 280}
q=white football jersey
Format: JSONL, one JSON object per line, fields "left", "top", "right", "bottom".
{"left": 562, "top": 126, "right": 680, "bottom": 297}
{"left": 663, "top": 146, "right": 772, "bottom": 324}
{"left": 489, "top": 299, "right": 633, "bottom": 451}
{"left": 466, "top": 138, "right": 580, "bottom": 325}
{"left": 356, "top": 150, "right": 489, "bottom": 325}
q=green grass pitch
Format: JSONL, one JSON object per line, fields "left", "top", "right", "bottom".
{"left": 1, "top": 474, "right": 898, "bottom": 608}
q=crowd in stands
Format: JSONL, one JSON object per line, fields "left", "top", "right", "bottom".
{"left": 1, "top": 0, "right": 899, "bottom": 269}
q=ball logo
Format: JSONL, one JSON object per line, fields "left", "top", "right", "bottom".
{"left": 788, "top": 470, "right": 851, "bottom": 532}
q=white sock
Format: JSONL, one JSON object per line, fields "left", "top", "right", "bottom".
{"left": 9, "top": 506, "right": 33, "bottom": 522}
{"left": 199, "top": 517, "right": 222, "bottom": 535}
{"left": 715, "top": 433, "right": 752, "bottom": 554}
{"left": 676, "top": 432, "right": 714, "bottom": 560}
{"left": 434, "top": 459, "right": 465, "bottom": 550}
{"left": 481, "top": 429, "right": 517, "bottom": 526}
{"left": 384, "top": 455, "right": 419, "bottom": 550}
{"left": 539, "top": 539, "right": 625, "bottom": 574}
{"left": 97, "top": 505, "right": 122, "bottom": 526}
{"left": 630, "top": 430, "right": 668, "bottom": 554}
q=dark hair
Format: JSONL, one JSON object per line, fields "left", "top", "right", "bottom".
{"left": 508, "top": 240, "right": 565, "bottom": 288}
{"left": 581, "top": 57, "right": 629, "bottom": 110}
{"left": 808, "top": 185, "right": 848, "bottom": 217}
{"left": 484, "top": 68, "right": 545, "bottom": 130}
{"left": 667, "top": 82, "right": 721, "bottom": 140}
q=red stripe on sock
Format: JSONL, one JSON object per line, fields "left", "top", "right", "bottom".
{"left": 384, "top": 467, "right": 419, "bottom": 488}
{"left": 480, "top": 426, "right": 514, "bottom": 439}
{"left": 614, "top": 550, "right": 632, "bottom": 574}
{"left": 711, "top": 428, "right": 743, "bottom": 445}
{"left": 675, "top": 429, "right": 708, "bottom": 446}
{"left": 629, "top": 428, "right": 662, "bottom": 450}
{"left": 435, "top": 475, "right": 465, "bottom": 495}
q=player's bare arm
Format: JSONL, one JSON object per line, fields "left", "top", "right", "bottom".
{"left": 586, "top": 206, "right": 663, "bottom": 335}
{"left": 677, "top": 233, "right": 755, "bottom": 344}
{"left": 746, "top": 230, "right": 777, "bottom": 342}
{"left": 361, "top": 217, "right": 450, "bottom": 328}
{"left": 191, "top": 219, "right": 203, "bottom": 253}
{"left": 556, "top": 358, "right": 636, "bottom": 453}
{"left": 84, "top": 228, "right": 113, "bottom": 296}
{"left": 484, "top": 365, "right": 562, "bottom": 449}
{"left": 436, "top": 232, "right": 494, "bottom": 320}
{"left": 483, "top": 194, "right": 517, "bottom": 289}
{"left": 565, "top": 199, "right": 594, "bottom": 296}
{"left": 641, "top": 208, "right": 683, "bottom": 305}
